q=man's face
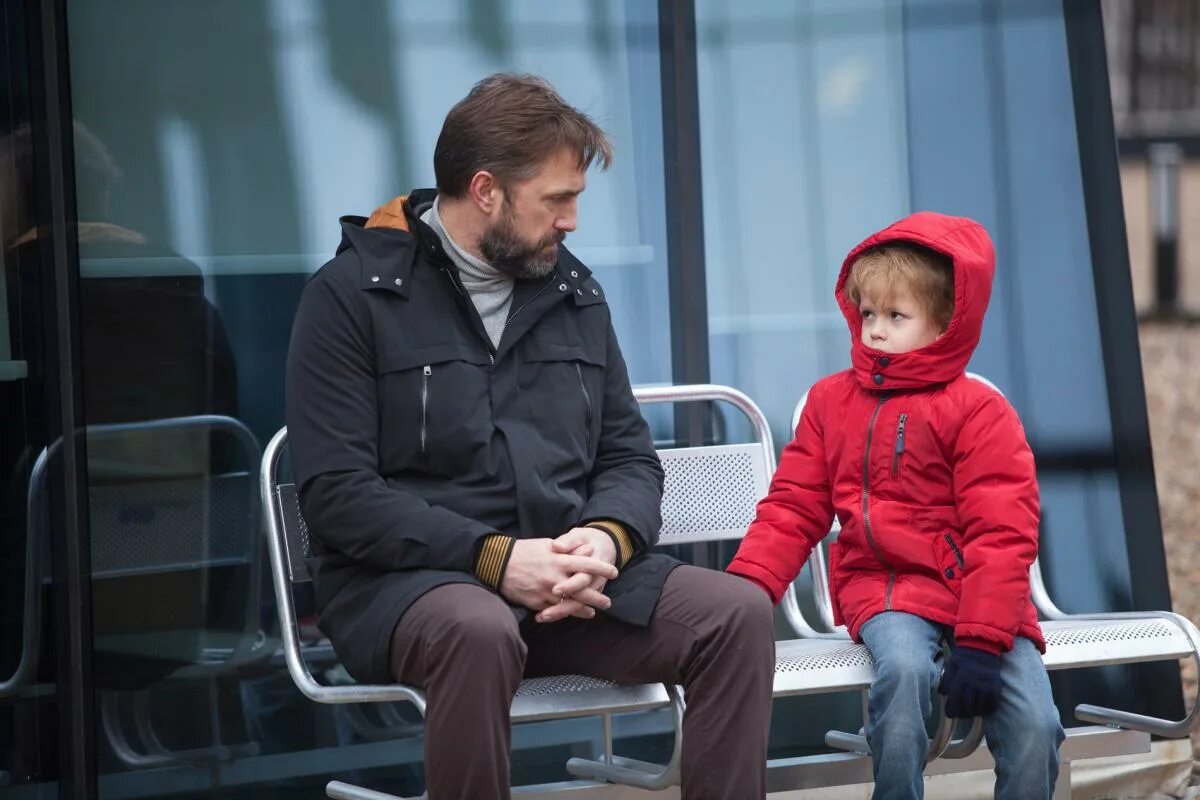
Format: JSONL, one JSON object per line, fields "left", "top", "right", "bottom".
{"left": 857, "top": 285, "right": 945, "bottom": 354}
{"left": 480, "top": 147, "right": 584, "bottom": 279}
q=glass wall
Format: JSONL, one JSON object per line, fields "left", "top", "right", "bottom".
{"left": 697, "top": 0, "right": 1175, "bottom": 751}
{"left": 65, "top": 1, "right": 672, "bottom": 796}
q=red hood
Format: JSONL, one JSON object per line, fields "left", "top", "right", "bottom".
{"left": 835, "top": 211, "right": 995, "bottom": 391}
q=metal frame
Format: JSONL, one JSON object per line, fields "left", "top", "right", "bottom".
{"left": 3, "top": 415, "right": 267, "bottom": 772}
{"left": 1064, "top": 0, "right": 1184, "bottom": 722}
{"left": 261, "top": 427, "right": 428, "bottom": 718}
{"left": 2, "top": 415, "right": 264, "bottom": 702}
{"left": 21, "top": 0, "right": 97, "bottom": 790}
{"left": 657, "top": 0, "right": 712, "bottom": 449}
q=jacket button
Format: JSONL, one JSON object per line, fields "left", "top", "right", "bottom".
{"left": 370, "top": 276, "right": 380, "bottom": 283}
{"left": 394, "top": 278, "right": 403, "bottom": 286}
{"left": 570, "top": 270, "right": 579, "bottom": 278}
{"left": 879, "top": 357, "right": 890, "bottom": 367}
{"left": 873, "top": 373, "right": 884, "bottom": 386}
{"left": 944, "top": 567, "right": 955, "bottom": 579}
{"left": 592, "top": 288, "right": 600, "bottom": 296}
{"left": 559, "top": 283, "right": 568, "bottom": 291}
{"left": 576, "top": 288, "right": 583, "bottom": 295}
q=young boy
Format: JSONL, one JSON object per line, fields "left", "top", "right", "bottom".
{"left": 727, "top": 211, "right": 1064, "bottom": 799}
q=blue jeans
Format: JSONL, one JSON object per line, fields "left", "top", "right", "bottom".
{"left": 860, "top": 612, "right": 1065, "bottom": 800}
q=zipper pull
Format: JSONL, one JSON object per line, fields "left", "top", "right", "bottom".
{"left": 891, "top": 413, "right": 908, "bottom": 477}
{"left": 423, "top": 365, "right": 432, "bottom": 377}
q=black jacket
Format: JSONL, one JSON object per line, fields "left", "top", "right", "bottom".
{"left": 285, "top": 190, "right": 677, "bottom": 683}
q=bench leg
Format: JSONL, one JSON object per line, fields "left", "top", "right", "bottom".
{"left": 326, "top": 780, "right": 425, "bottom": 800}
{"left": 565, "top": 684, "right": 684, "bottom": 790}
{"left": 1051, "top": 760, "right": 1071, "bottom": 800}
{"left": 826, "top": 691, "right": 957, "bottom": 764}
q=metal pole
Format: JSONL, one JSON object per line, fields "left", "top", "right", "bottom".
{"left": 1150, "top": 142, "right": 1183, "bottom": 314}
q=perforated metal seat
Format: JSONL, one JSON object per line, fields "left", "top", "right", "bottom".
{"left": 1042, "top": 617, "right": 1196, "bottom": 669}
{"left": 772, "top": 639, "right": 877, "bottom": 697}
{"left": 512, "top": 675, "right": 670, "bottom": 723}
{"left": 765, "top": 617, "right": 1198, "bottom": 702}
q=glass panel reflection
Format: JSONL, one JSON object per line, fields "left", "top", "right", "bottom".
{"left": 67, "top": 1, "right": 671, "bottom": 795}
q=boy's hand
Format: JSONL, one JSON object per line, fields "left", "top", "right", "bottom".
{"left": 938, "top": 646, "right": 1002, "bottom": 718}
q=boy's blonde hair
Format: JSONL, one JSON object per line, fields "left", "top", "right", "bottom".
{"left": 845, "top": 243, "right": 955, "bottom": 330}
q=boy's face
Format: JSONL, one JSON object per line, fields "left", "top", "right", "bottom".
{"left": 857, "top": 286, "right": 945, "bottom": 354}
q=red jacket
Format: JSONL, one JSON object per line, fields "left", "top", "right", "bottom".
{"left": 727, "top": 212, "right": 1043, "bottom": 655}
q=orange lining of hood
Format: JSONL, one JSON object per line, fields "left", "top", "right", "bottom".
{"left": 365, "top": 195, "right": 411, "bottom": 232}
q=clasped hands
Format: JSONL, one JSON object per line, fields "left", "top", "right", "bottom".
{"left": 499, "top": 527, "right": 618, "bottom": 624}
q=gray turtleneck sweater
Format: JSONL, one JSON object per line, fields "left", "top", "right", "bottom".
{"left": 421, "top": 199, "right": 514, "bottom": 348}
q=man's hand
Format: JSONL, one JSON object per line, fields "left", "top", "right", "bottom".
{"left": 499, "top": 537, "right": 617, "bottom": 621}
{"left": 534, "top": 528, "right": 618, "bottom": 623}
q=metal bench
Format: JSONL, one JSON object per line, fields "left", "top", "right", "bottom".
{"left": 264, "top": 379, "right": 1198, "bottom": 798}
{"left": 2, "top": 416, "right": 267, "bottom": 768}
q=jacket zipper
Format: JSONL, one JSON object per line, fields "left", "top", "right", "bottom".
{"left": 441, "top": 267, "right": 555, "bottom": 365}
{"left": 440, "top": 267, "right": 497, "bottom": 365}
{"left": 420, "top": 365, "right": 431, "bottom": 454}
{"left": 498, "top": 276, "right": 555, "bottom": 346}
{"left": 944, "top": 533, "right": 965, "bottom": 569}
{"left": 576, "top": 363, "right": 593, "bottom": 449}
{"left": 863, "top": 395, "right": 896, "bottom": 608}
{"left": 891, "top": 413, "right": 908, "bottom": 476}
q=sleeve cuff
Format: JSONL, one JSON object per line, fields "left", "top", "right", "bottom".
{"left": 584, "top": 520, "right": 635, "bottom": 567}
{"left": 952, "top": 633, "right": 1006, "bottom": 656}
{"left": 725, "top": 560, "right": 785, "bottom": 605}
{"left": 474, "top": 534, "right": 516, "bottom": 590}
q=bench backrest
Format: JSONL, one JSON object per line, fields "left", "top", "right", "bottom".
{"left": 263, "top": 383, "right": 778, "bottom": 589}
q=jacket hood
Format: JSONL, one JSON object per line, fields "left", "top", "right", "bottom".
{"left": 331, "top": 191, "right": 441, "bottom": 299}
{"left": 835, "top": 211, "right": 995, "bottom": 391}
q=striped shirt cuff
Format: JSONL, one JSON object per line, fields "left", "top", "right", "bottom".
{"left": 584, "top": 520, "right": 635, "bottom": 567}
{"left": 474, "top": 534, "right": 516, "bottom": 590}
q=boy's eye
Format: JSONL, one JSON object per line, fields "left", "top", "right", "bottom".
{"left": 891, "top": 312, "right": 905, "bottom": 321}
{"left": 861, "top": 309, "right": 874, "bottom": 319}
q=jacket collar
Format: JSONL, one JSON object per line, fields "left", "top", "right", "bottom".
{"left": 341, "top": 191, "right": 608, "bottom": 355}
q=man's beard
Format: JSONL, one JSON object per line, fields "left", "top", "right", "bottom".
{"left": 479, "top": 205, "right": 564, "bottom": 280}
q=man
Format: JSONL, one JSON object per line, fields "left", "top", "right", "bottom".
{"left": 286, "top": 73, "right": 774, "bottom": 799}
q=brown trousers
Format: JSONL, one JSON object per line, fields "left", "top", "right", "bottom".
{"left": 388, "top": 565, "right": 776, "bottom": 799}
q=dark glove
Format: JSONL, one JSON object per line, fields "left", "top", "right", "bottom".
{"left": 938, "top": 646, "right": 1002, "bottom": 718}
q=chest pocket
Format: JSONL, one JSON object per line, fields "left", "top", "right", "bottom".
{"left": 376, "top": 344, "right": 492, "bottom": 476}
{"left": 519, "top": 341, "right": 607, "bottom": 461}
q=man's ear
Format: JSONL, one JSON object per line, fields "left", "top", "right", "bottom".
{"left": 468, "top": 171, "right": 500, "bottom": 214}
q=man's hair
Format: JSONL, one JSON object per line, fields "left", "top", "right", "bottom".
{"left": 845, "top": 243, "right": 955, "bottom": 329}
{"left": 434, "top": 73, "right": 613, "bottom": 198}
